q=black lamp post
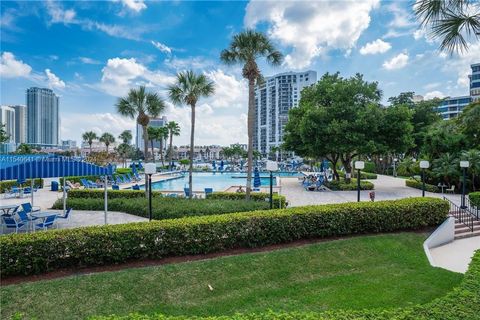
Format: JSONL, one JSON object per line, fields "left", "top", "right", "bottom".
{"left": 145, "top": 163, "right": 156, "bottom": 221}
{"left": 266, "top": 160, "right": 278, "bottom": 209}
{"left": 419, "top": 160, "right": 430, "bottom": 197}
{"left": 460, "top": 161, "right": 469, "bottom": 209}
{"left": 354, "top": 161, "right": 364, "bottom": 202}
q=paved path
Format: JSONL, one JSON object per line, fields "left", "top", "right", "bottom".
{"left": 280, "top": 174, "right": 462, "bottom": 206}
{"left": 429, "top": 236, "right": 480, "bottom": 273}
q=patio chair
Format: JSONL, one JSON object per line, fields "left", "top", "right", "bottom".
{"left": 5, "top": 187, "right": 20, "bottom": 198}
{"left": 112, "top": 185, "right": 120, "bottom": 190}
{"left": 184, "top": 187, "right": 191, "bottom": 197}
{"left": 21, "top": 202, "right": 41, "bottom": 214}
{"left": 2, "top": 216, "right": 27, "bottom": 233}
{"left": 57, "top": 208, "right": 72, "bottom": 220}
{"left": 34, "top": 215, "right": 57, "bottom": 231}
{"left": 132, "top": 184, "right": 140, "bottom": 190}
{"left": 17, "top": 210, "right": 38, "bottom": 231}
{"left": 446, "top": 185, "right": 455, "bottom": 194}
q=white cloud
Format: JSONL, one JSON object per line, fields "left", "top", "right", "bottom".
{"left": 45, "top": 69, "right": 66, "bottom": 89}
{"left": 98, "top": 57, "right": 175, "bottom": 96}
{"left": 204, "top": 69, "right": 247, "bottom": 109}
{"left": 413, "top": 29, "right": 425, "bottom": 40}
{"left": 442, "top": 42, "right": 480, "bottom": 88}
{"left": 151, "top": 41, "right": 172, "bottom": 54}
{"left": 0, "top": 52, "right": 32, "bottom": 78}
{"left": 119, "top": 0, "right": 147, "bottom": 13}
{"left": 45, "top": 0, "right": 76, "bottom": 24}
{"left": 424, "top": 91, "right": 445, "bottom": 100}
{"left": 359, "top": 39, "right": 391, "bottom": 55}
{"left": 387, "top": 3, "right": 415, "bottom": 29}
{"left": 383, "top": 52, "right": 409, "bottom": 70}
{"left": 165, "top": 56, "right": 215, "bottom": 71}
{"left": 244, "top": 0, "right": 380, "bottom": 69}
{"left": 79, "top": 57, "right": 101, "bottom": 65}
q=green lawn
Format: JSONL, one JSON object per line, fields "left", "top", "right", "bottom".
{"left": 1, "top": 233, "right": 462, "bottom": 320}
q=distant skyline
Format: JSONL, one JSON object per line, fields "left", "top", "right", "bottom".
{"left": 1, "top": 0, "right": 479, "bottom": 146}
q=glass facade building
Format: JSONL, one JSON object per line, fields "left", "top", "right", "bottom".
{"left": 253, "top": 71, "right": 317, "bottom": 158}
{"left": 26, "top": 87, "right": 60, "bottom": 146}
{"left": 136, "top": 116, "right": 168, "bottom": 150}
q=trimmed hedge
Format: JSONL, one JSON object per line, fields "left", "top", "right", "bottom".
{"left": 405, "top": 179, "right": 440, "bottom": 193}
{"left": 0, "top": 178, "right": 44, "bottom": 193}
{"left": 52, "top": 198, "right": 271, "bottom": 220}
{"left": 93, "top": 250, "right": 480, "bottom": 319}
{"left": 343, "top": 171, "right": 378, "bottom": 180}
{"left": 470, "top": 192, "right": 480, "bottom": 208}
{"left": 0, "top": 197, "right": 448, "bottom": 277}
{"left": 207, "top": 192, "right": 286, "bottom": 208}
{"left": 325, "top": 178, "right": 374, "bottom": 191}
{"left": 116, "top": 168, "right": 133, "bottom": 174}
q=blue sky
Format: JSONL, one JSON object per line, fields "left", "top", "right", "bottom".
{"left": 1, "top": 0, "right": 479, "bottom": 146}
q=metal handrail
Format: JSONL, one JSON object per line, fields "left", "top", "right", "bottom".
{"left": 444, "top": 197, "right": 474, "bottom": 232}
{"left": 464, "top": 196, "right": 480, "bottom": 220}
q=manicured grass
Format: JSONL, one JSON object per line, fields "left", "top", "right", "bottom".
{"left": 0, "top": 233, "right": 462, "bottom": 320}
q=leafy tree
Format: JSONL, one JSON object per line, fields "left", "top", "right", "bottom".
{"left": 221, "top": 30, "right": 283, "bottom": 199}
{"left": 116, "top": 86, "right": 166, "bottom": 164}
{"left": 462, "top": 149, "right": 480, "bottom": 191}
{"left": 166, "top": 121, "right": 180, "bottom": 170}
{"left": 15, "top": 143, "right": 32, "bottom": 154}
{"left": 457, "top": 102, "right": 480, "bottom": 148}
{"left": 0, "top": 124, "right": 9, "bottom": 143}
{"left": 387, "top": 92, "right": 415, "bottom": 107}
{"left": 422, "top": 120, "right": 467, "bottom": 158}
{"left": 168, "top": 70, "right": 215, "bottom": 199}
{"left": 99, "top": 132, "right": 115, "bottom": 154}
{"left": 414, "top": 0, "right": 480, "bottom": 54}
{"left": 432, "top": 153, "right": 460, "bottom": 186}
{"left": 116, "top": 143, "right": 135, "bottom": 168}
{"left": 158, "top": 127, "right": 169, "bottom": 166}
{"left": 118, "top": 130, "right": 132, "bottom": 145}
{"left": 82, "top": 131, "right": 98, "bottom": 154}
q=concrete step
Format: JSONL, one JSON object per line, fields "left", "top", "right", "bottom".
{"left": 455, "top": 229, "right": 480, "bottom": 240}
{"left": 455, "top": 225, "right": 480, "bottom": 234}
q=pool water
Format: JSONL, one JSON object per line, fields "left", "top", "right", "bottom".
{"left": 147, "top": 171, "right": 300, "bottom": 192}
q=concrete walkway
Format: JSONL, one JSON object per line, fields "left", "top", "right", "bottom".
{"left": 429, "top": 236, "right": 480, "bottom": 273}
{"left": 280, "top": 174, "right": 462, "bottom": 206}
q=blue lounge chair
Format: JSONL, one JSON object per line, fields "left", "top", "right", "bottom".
{"left": 57, "top": 208, "right": 72, "bottom": 220}
{"left": 121, "top": 175, "right": 131, "bottom": 183}
{"left": 132, "top": 184, "right": 140, "bottom": 190}
{"left": 184, "top": 188, "right": 191, "bottom": 197}
{"left": 80, "top": 179, "right": 90, "bottom": 189}
{"left": 112, "top": 185, "right": 120, "bottom": 190}
{"left": 2, "top": 216, "right": 27, "bottom": 233}
{"left": 34, "top": 215, "right": 57, "bottom": 231}
{"left": 126, "top": 173, "right": 135, "bottom": 182}
{"left": 134, "top": 172, "right": 143, "bottom": 181}
{"left": 115, "top": 176, "right": 123, "bottom": 185}
{"left": 204, "top": 188, "right": 213, "bottom": 197}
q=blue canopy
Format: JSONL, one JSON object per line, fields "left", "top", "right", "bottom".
{"left": 253, "top": 167, "right": 261, "bottom": 188}
{"left": 0, "top": 155, "right": 113, "bottom": 181}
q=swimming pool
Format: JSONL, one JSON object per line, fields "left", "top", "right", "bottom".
{"left": 147, "top": 171, "right": 301, "bottom": 192}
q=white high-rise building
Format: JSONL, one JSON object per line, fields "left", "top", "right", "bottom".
{"left": 136, "top": 116, "right": 168, "bottom": 151}
{"left": 253, "top": 71, "right": 317, "bottom": 157}
{"left": 0, "top": 105, "right": 16, "bottom": 143}
{"left": 470, "top": 63, "right": 480, "bottom": 102}
{"left": 26, "top": 87, "right": 60, "bottom": 147}
{"left": 11, "top": 105, "right": 26, "bottom": 144}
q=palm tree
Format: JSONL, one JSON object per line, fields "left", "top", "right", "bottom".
{"left": 147, "top": 126, "right": 159, "bottom": 162}
{"left": 166, "top": 121, "right": 180, "bottom": 170}
{"left": 462, "top": 149, "right": 480, "bottom": 191}
{"left": 168, "top": 70, "right": 215, "bottom": 199}
{"left": 116, "top": 86, "right": 165, "bottom": 162}
{"left": 119, "top": 130, "right": 132, "bottom": 145}
{"left": 99, "top": 132, "right": 115, "bottom": 154}
{"left": 432, "top": 153, "right": 460, "bottom": 186}
{"left": 221, "top": 30, "right": 283, "bottom": 199}
{"left": 158, "top": 127, "right": 169, "bottom": 167}
{"left": 414, "top": 0, "right": 480, "bottom": 54}
{"left": 82, "top": 131, "right": 98, "bottom": 154}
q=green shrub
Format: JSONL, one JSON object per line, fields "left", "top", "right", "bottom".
{"left": 1, "top": 197, "right": 448, "bottom": 277}
{"left": 52, "top": 197, "right": 270, "bottom": 220}
{"left": 363, "top": 161, "right": 376, "bottom": 173}
{"left": 92, "top": 250, "right": 480, "bottom": 320}
{"left": 207, "top": 192, "right": 286, "bottom": 208}
{"left": 115, "top": 168, "right": 133, "bottom": 175}
{"left": 405, "top": 179, "right": 440, "bottom": 193}
{"left": 343, "top": 171, "right": 378, "bottom": 180}
{"left": 325, "top": 178, "right": 374, "bottom": 191}
{"left": 470, "top": 192, "right": 480, "bottom": 208}
{"left": 0, "top": 178, "right": 44, "bottom": 193}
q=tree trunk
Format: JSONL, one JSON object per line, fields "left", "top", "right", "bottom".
{"left": 143, "top": 125, "right": 150, "bottom": 196}
{"left": 169, "top": 133, "right": 174, "bottom": 171}
{"left": 245, "top": 78, "right": 255, "bottom": 200}
{"left": 189, "top": 104, "right": 196, "bottom": 199}
{"left": 160, "top": 138, "right": 165, "bottom": 167}
{"left": 89, "top": 143, "right": 92, "bottom": 155}
{"left": 342, "top": 154, "right": 353, "bottom": 183}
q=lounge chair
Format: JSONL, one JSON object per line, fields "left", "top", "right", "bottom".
{"left": 80, "top": 179, "right": 90, "bottom": 189}
{"left": 115, "top": 176, "right": 123, "bottom": 185}
{"left": 184, "top": 187, "right": 191, "bottom": 197}
{"left": 112, "top": 185, "right": 120, "bottom": 190}
{"left": 126, "top": 173, "right": 136, "bottom": 182}
{"left": 34, "top": 215, "right": 57, "bottom": 231}
{"left": 121, "top": 174, "right": 131, "bottom": 183}
{"left": 2, "top": 215, "right": 27, "bottom": 233}
{"left": 134, "top": 172, "right": 143, "bottom": 181}
{"left": 87, "top": 180, "right": 99, "bottom": 188}
{"left": 446, "top": 185, "right": 455, "bottom": 194}
{"left": 132, "top": 184, "right": 140, "bottom": 191}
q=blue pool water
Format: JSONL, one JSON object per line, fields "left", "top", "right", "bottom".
{"left": 147, "top": 171, "right": 301, "bottom": 192}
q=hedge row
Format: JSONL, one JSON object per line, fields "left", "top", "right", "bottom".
{"left": 470, "top": 192, "right": 480, "bottom": 208}
{"left": 0, "top": 197, "right": 448, "bottom": 277}
{"left": 67, "top": 189, "right": 286, "bottom": 209}
{"left": 52, "top": 198, "right": 271, "bottom": 220}
{"left": 325, "top": 178, "right": 374, "bottom": 191}
{"left": 343, "top": 171, "right": 378, "bottom": 180}
{"left": 59, "top": 175, "right": 102, "bottom": 185}
{"left": 405, "top": 179, "right": 440, "bottom": 193}
{"left": 0, "top": 178, "right": 44, "bottom": 193}
{"left": 93, "top": 249, "right": 480, "bottom": 319}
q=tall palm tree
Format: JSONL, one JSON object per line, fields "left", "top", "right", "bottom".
{"left": 99, "top": 132, "right": 115, "bottom": 154}
{"left": 82, "top": 131, "right": 98, "bottom": 154}
{"left": 147, "top": 126, "right": 159, "bottom": 162}
{"left": 119, "top": 130, "right": 132, "bottom": 145}
{"left": 166, "top": 121, "right": 180, "bottom": 170}
{"left": 414, "top": 0, "right": 480, "bottom": 54}
{"left": 116, "top": 86, "right": 166, "bottom": 188}
{"left": 168, "top": 70, "right": 215, "bottom": 199}
{"left": 158, "top": 127, "right": 169, "bottom": 167}
{"left": 220, "top": 30, "right": 283, "bottom": 199}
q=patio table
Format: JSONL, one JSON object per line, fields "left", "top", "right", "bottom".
{"left": 0, "top": 204, "right": 19, "bottom": 216}
{"left": 31, "top": 212, "right": 58, "bottom": 219}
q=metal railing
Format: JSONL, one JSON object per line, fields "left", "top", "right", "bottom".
{"left": 464, "top": 196, "right": 480, "bottom": 220}
{"left": 444, "top": 197, "right": 474, "bottom": 232}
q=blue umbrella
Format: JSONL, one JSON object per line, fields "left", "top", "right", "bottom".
{"left": 240, "top": 160, "right": 244, "bottom": 171}
{"left": 219, "top": 160, "right": 224, "bottom": 171}
{"left": 253, "top": 167, "right": 261, "bottom": 188}
{"left": 212, "top": 160, "right": 216, "bottom": 170}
